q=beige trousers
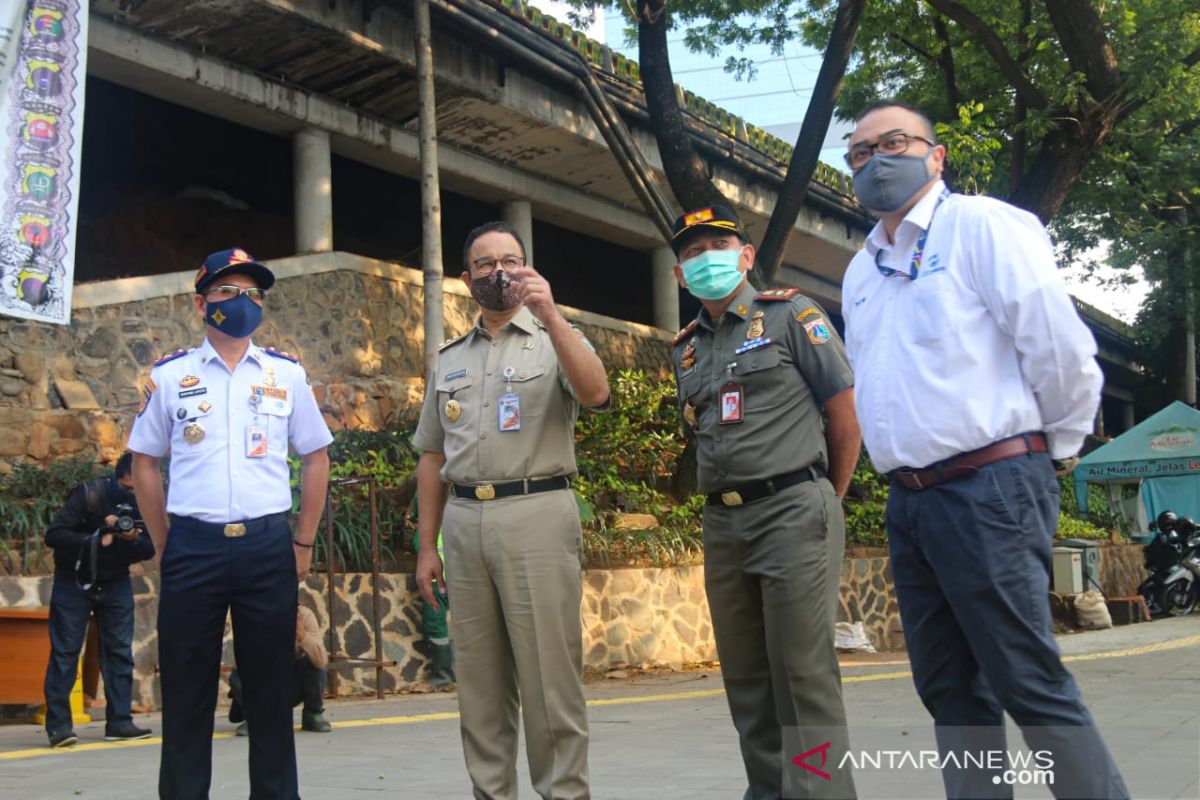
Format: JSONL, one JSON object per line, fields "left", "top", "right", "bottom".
{"left": 444, "top": 488, "right": 590, "bottom": 800}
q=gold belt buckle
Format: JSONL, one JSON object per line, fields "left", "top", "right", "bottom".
{"left": 474, "top": 484, "right": 496, "bottom": 501}
{"left": 721, "top": 491, "right": 743, "bottom": 507}
{"left": 223, "top": 523, "right": 246, "bottom": 538}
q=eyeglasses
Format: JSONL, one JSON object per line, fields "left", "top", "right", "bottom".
{"left": 471, "top": 255, "right": 524, "bottom": 277}
{"left": 204, "top": 285, "right": 266, "bottom": 302}
{"left": 844, "top": 130, "right": 937, "bottom": 171}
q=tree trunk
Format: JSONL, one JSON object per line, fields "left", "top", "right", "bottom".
{"left": 1007, "top": 108, "right": 1115, "bottom": 223}
{"left": 637, "top": 0, "right": 727, "bottom": 212}
{"left": 756, "top": 0, "right": 865, "bottom": 284}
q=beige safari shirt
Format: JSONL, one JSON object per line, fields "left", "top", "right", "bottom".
{"left": 413, "top": 307, "right": 599, "bottom": 485}
{"left": 672, "top": 282, "right": 854, "bottom": 494}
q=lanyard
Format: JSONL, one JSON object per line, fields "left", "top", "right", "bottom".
{"left": 874, "top": 188, "right": 951, "bottom": 280}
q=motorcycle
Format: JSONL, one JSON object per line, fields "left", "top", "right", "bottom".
{"left": 1138, "top": 511, "right": 1195, "bottom": 617}
{"left": 1160, "top": 517, "right": 1200, "bottom": 616}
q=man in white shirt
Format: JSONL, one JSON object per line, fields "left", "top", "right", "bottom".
{"left": 841, "top": 101, "right": 1128, "bottom": 800}
{"left": 129, "top": 248, "right": 332, "bottom": 800}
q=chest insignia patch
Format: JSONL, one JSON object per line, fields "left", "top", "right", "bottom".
{"left": 179, "top": 375, "right": 199, "bottom": 388}
{"left": 735, "top": 337, "right": 772, "bottom": 355}
{"left": 747, "top": 310, "right": 765, "bottom": 339}
{"left": 680, "top": 341, "right": 697, "bottom": 371}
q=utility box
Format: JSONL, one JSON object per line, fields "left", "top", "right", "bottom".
{"left": 1059, "top": 538, "right": 1101, "bottom": 592}
{"left": 1052, "top": 547, "right": 1084, "bottom": 595}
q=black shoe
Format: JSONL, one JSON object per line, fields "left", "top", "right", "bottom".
{"left": 48, "top": 730, "right": 78, "bottom": 748}
{"left": 104, "top": 721, "right": 152, "bottom": 741}
{"left": 301, "top": 710, "right": 331, "bottom": 733}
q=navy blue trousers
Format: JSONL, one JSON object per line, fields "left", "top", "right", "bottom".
{"left": 887, "top": 452, "right": 1129, "bottom": 799}
{"left": 158, "top": 513, "right": 298, "bottom": 800}
{"left": 43, "top": 575, "right": 135, "bottom": 737}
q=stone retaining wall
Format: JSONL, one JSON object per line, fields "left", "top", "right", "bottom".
{"left": 0, "top": 543, "right": 1145, "bottom": 710}
{"left": 0, "top": 252, "right": 672, "bottom": 469}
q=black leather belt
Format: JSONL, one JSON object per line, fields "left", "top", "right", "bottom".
{"left": 450, "top": 476, "right": 571, "bottom": 501}
{"left": 890, "top": 432, "right": 1048, "bottom": 491}
{"left": 172, "top": 511, "right": 290, "bottom": 538}
{"left": 706, "top": 466, "right": 823, "bottom": 507}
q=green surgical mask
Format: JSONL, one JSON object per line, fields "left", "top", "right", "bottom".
{"left": 681, "top": 248, "right": 744, "bottom": 300}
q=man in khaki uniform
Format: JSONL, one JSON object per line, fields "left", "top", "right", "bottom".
{"left": 670, "top": 206, "right": 861, "bottom": 799}
{"left": 414, "top": 220, "right": 609, "bottom": 800}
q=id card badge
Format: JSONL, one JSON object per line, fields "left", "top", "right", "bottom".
{"left": 498, "top": 392, "right": 522, "bottom": 432}
{"left": 246, "top": 425, "right": 268, "bottom": 457}
{"left": 719, "top": 381, "right": 744, "bottom": 424}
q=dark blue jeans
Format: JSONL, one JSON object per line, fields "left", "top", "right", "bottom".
{"left": 157, "top": 513, "right": 298, "bottom": 800}
{"left": 887, "top": 452, "right": 1129, "bottom": 799}
{"left": 43, "top": 575, "right": 136, "bottom": 737}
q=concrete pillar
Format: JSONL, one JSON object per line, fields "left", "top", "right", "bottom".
{"left": 652, "top": 246, "right": 680, "bottom": 332}
{"left": 501, "top": 199, "right": 534, "bottom": 265}
{"left": 1122, "top": 401, "right": 1136, "bottom": 433}
{"left": 1094, "top": 403, "right": 1106, "bottom": 438}
{"left": 293, "top": 128, "right": 333, "bottom": 254}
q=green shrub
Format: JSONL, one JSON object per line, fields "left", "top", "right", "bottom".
{"left": 290, "top": 419, "right": 420, "bottom": 573}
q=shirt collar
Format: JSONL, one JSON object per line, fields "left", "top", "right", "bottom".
{"left": 469, "top": 306, "right": 537, "bottom": 341}
{"left": 197, "top": 337, "right": 259, "bottom": 370}
{"left": 697, "top": 280, "right": 757, "bottom": 332}
{"left": 865, "top": 179, "right": 948, "bottom": 257}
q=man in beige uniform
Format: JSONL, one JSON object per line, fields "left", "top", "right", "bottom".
{"left": 414, "top": 220, "right": 609, "bottom": 800}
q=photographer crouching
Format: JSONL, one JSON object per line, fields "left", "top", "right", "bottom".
{"left": 42, "top": 452, "right": 155, "bottom": 748}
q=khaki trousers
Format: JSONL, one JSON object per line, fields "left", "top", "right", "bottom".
{"left": 703, "top": 478, "right": 857, "bottom": 800}
{"left": 444, "top": 488, "right": 590, "bottom": 800}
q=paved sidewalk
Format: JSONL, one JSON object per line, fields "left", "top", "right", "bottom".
{"left": 1, "top": 616, "right": 1197, "bottom": 799}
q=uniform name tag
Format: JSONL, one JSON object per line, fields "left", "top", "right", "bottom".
{"left": 498, "top": 392, "right": 521, "bottom": 432}
{"left": 179, "top": 387, "right": 208, "bottom": 398}
{"left": 445, "top": 368, "right": 468, "bottom": 381}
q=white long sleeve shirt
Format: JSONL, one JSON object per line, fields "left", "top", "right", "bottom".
{"left": 842, "top": 181, "right": 1102, "bottom": 473}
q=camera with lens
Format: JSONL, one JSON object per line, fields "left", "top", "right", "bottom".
{"left": 113, "top": 503, "right": 144, "bottom": 534}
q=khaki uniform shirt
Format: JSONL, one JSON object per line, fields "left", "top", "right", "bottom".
{"left": 413, "top": 307, "right": 599, "bottom": 485}
{"left": 672, "top": 282, "right": 854, "bottom": 494}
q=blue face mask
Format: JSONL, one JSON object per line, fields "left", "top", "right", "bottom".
{"left": 681, "top": 247, "right": 745, "bottom": 301}
{"left": 205, "top": 293, "right": 263, "bottom": 338}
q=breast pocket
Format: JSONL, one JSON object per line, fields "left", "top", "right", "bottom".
{"left": 732, "top": 347, "right": 783, "bottom": 411}
{"left": 436, "top": 378, "right": 474, "bottom": 427}
{"left": 262, "top": 408, "right": 290, "bottom": 453}
{"left": 506, "top": 366, "right": 549, "bottom": 417}
{"left": 909, "top": 275, "right": 952, "bottom": 343}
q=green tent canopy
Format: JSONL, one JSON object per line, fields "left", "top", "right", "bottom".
{"left": 1075, "top": 401, "right": 1200, "bottom": 533}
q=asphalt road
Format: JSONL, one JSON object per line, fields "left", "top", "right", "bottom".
{"left": 1, "top": 615, "right": 1197, "bottom": 799}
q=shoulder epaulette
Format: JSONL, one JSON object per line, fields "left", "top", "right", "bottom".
{"left": 757, "top": 288, "right": 800, "bottom": 301}
{"left": 263, "top": 347, "right": 300, "bottom": 363}
{"left": 438, "top": 332, "right": 470, "bottom": 352}
{"left": 152, "top": 349, "right": 189, "bottom": 367}
{"left": 671, "top": 320, "right": 698, "bottom": 346}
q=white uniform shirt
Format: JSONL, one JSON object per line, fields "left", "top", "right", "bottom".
{"left": 842, "top": 180, "right": 1102, "bottom": 473}
{"left": 127, "top": 338, "right": 333, "bottom": 523}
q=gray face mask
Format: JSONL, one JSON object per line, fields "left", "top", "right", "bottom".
{"left": 852, "top": 152, "right": 933, "bottom": 213}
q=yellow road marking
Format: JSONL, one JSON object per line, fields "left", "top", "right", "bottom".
{"left": 1062, "top": 633, "right": 1200, "bottom": 662}
{"left": 4, "top": 633, "right": 1197, "bottom": 762}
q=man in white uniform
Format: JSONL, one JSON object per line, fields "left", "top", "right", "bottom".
{"left": 840, "top": 101, "right": 1128, "bottom": 800}
{"left": 128, "top": 248, "right": 331, "bottom": 800}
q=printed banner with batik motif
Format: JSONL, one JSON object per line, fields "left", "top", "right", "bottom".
{"left": 0, "top": 0, "right": 88, "bottom": 324}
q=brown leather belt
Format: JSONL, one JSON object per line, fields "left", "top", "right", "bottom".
{"left": 890, "top": 433, "right": 1048, "bottom": 491}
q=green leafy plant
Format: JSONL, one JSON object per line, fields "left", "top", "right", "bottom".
{"left": 290, "top": 420, "right": 420, "bottom": 573}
